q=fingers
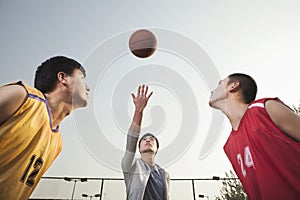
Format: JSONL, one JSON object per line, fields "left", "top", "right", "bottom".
{"left": 144, "top": 86, "right": 153, "bottom": 99}
{"left": 136, "top": 84, "right": 152, "bottom": 97}
{"left": 132, "top": 85, "right": 153, "bottom": 111}
{"left": 147, "top": 91, "right": 153, "bottom": 99}
{"left": 131, "top": 93, "right": 136, "bottom": 99}
{"left": 137, "top": 85, "right": 141, "bottom": 96}
{"left": 141, "top": 85, "right": 145, "bottom": 96}
{"left": 144, "top": 85, "right": 148, "bottom": 95}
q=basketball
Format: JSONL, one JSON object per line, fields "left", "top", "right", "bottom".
{"left": 129, "top": 29, "right": 157, "bottom": 58}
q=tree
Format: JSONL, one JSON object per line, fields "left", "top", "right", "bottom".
{"left": 215, "top": 170, "right": 247, "bottom": 200}
{"left": 292, "top": 103, "right": 300, "bottom": 115}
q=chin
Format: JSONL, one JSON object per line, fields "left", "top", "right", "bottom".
{"left": 208, "top": 100, "right": 213, "bottom": 107}
{"left": 81, "top": 100, "right": 88, "bottom": 107}
{"left": 72, "top": 100, "right": 88, "bottom": 109}
{"left": 141, "top": 149, "right": 155, "bottom": 153}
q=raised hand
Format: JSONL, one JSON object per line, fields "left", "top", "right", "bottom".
{"left": 131, "top": 85, "right": 153, "bottom": 113}
{"left": 122, "top": 85, "right": 153, "bottom": 170}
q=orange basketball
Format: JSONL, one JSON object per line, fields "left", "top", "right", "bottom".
{"left": 129, "top": 29, "right": 157, "bottom": 58}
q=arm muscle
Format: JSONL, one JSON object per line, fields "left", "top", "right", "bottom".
{"left": 0, "top": 84, "right": 27, "bottom": 125}
{"left": 265, "top": 100, "right": 300, "bottom": 142}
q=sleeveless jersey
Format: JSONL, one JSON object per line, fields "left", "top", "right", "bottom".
{"left": 0, "top": 81, "right": 62, "bottom": 199}
{"left": 224, "top": 98, "right": 300, "bottom": 200}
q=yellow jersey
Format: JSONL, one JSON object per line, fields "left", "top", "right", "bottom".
{"left": 0, "top": 81, "right": 62, "bottom": 199}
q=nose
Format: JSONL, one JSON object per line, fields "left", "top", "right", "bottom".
{"left": 86, "top": 84, "right": 90, "bottom": 92}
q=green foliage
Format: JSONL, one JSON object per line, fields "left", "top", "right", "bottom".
{"left": 215, "top": 170, "right": 248, "bottom": 200}
{"left": 292, "top": 103, "right": 300, "bottom": 115}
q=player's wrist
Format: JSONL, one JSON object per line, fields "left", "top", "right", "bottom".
{"left": 135, "top": 107, "right": 145, "bottom": 114}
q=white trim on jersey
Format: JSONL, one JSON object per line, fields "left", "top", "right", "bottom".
{"left": 248, "top": 102, "right": 264, "bottom": 109}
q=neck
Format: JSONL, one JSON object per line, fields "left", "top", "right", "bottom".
{"left": 224, "top": 101, "right": 249, "bottom": 130}
{"left": 211, "top": 92, "right": 250, "bottom": 130}
{"left": 44, "top": 93, "right": 72, "bottom": 129}
{"left": 141, "top": 152, "right": 156, "bottom": 166}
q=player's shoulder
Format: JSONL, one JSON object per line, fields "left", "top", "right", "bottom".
{"left": 0, "top": 81, "right": 27, "bottom": 99}
{"left": 248, "top": 97, "right": 281, "bottom": 109}
{"left": 0, "top": 81, "right": 45, "bottom": 107}
{"left": 7, "top": 81, "right": 45, "bottom": 99}
{"left": 265, "top": 98, "right": 293, "bottom": 114}
{"left": 0, "top": 82, "right": 29, "bottom": 125}
{"left": 253, "top": 97, "right": 294, "bottom": 122}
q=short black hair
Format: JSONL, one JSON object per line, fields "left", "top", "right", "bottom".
{"left": 138, "top": 133, "right": 159, "bottom": 149}
{"left": 228, "top": 73, "right": 257, "bottom": 104}
{"left": 34, "top": 56, "right": 86, "bottom": 93}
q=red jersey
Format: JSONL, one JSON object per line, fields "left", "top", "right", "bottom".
{"left": 224, "top": 98, "right": 300, "bottom": 200}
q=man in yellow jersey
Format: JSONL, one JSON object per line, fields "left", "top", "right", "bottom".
{"left": 0, "top": 56, "right": 90, "bottom": 199}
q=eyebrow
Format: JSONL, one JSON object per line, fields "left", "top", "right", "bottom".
{"left": 142, "top": 136, "right": 154, "bottom": 140}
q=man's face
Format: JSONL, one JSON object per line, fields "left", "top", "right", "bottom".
{"left": 209, "top": 77, "right": 230, "bottom": 108}
{"left": 69, "top": 69, "right": 90, "bottom": 109}
{"left": 139, "top": 136, "right": 158, "bottom": 154}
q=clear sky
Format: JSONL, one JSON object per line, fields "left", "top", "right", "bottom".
{"left": 1, "top": 1, "right": 300, "bottom": 199}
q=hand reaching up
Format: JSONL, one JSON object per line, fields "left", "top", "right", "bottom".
{"left": 131, "top": 85, "right": 153, "bottom": 113}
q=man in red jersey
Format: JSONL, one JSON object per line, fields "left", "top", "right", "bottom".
{"left": 209, "top": 73, "right": 300, "bottom": 199}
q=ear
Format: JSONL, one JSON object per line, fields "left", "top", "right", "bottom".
{"left": 229, "top": 81, "right": 240, "bottom": 92}
{"left": 57, "top": 72, "right": 68, "bottom": 84}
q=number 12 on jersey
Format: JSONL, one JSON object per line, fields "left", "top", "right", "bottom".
{"left": 237, "top": 146, "right": 255, "bottom": 177}
{"left": 20, "top": 154, "right": 44, "bottom": 187}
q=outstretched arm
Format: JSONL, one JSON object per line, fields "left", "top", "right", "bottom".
{"left": 129, "top": 84, "right": 153, "bottom": 134}
{"left": 266, "top": 99, "right": 300, "bottom": 142}
{"left": 122, "top": 85, "right": 153, "bottom": 172}
{"left": 0, "top": 84, "right": 27, "bottom": 125}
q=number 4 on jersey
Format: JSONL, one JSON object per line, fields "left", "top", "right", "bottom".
{"left": 237, "top": 146, "right": 255, "bottom": 177}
